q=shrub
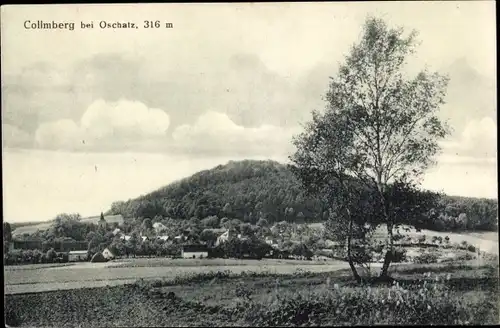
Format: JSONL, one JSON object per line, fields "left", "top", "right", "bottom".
{"left": 46, "top": 248, "right": 57, "bottom": 262}
{"left": 133, "top": 270, "right": 233, "bottom": 289}
{"left": 393, "top": 234, "right": 404, "bottom": 242}
{"left": 235, "top": 283, "right": 253, "bottom": 301}
{"left": 467, "top": 244, "right": 476, "bottom": 253}
{"left": 90, "top": 252, "right": 107, "bottom": 263}
{"left": 4, "top": 305, "right": 21, "bottom": 327}
{"left": 418, "top": 235, "right": 426, "bottom": 243}
{"left": 243, "top": 274, "right": 496, "bottom": 326}
{"left": 414, "top": 252, "right": 439, "bottom": 264}
{"left": 392, "top": 247, "right": 407, "bottom": 263}
{"left": 455, "top": 253, "right": 475, "bottom": 261}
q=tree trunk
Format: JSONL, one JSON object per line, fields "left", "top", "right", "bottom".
{"left": 346, "top": 208, "right": 362, "bottom": 283}
{"left": 379, "top": 221, "right": 393, "bottom": 277}
{"left": 378, "top": 185, "right": 393, "bottom": 278}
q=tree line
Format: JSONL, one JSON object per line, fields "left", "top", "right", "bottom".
{"left": 105, "top": 160, "right": 497, "bottom": 232}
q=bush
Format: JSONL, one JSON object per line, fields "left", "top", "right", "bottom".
{"left": 414, "top": 252, "right": 439, "bottom": 264}
{"left": 244, "top": 275, "right": 495, "bottom": 326}
{"left": 46, "top": 248, "right": 57, "bottom": 262}
{"left": 418, "top": 235, "right": 426, "bottom": 243}
{"left": 467, "top": 244, "right": 476, "bottom": 253}
{"left": 90, "top": 252, "right": 107, "bottom": 263}
{"left": 134, "top": 270, "right": 233, "bottom": 289}
{"left": 455, "top": 253, "right": 475, "bottom": 261}
{"left": 4, "top": 306, "right": 21, "bottom": 327}
{"left": 392, "top": 247, "right": 407, "bottom": 263}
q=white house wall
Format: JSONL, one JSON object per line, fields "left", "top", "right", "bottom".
{"left": 182, "top": 251, "right": 208, "bottom": 258}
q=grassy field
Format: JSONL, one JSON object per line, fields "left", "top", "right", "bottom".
{"left": 11, "top": 222, "right": 53, "bottom": 237}
{"left": 5, "top": 262, "right": 499, "bottom": 327}
{"left": 106, "top": 257, "right": 341, "bottom": 268}
{"left": 4, "top": 258, "right": 350, "bottom": 295}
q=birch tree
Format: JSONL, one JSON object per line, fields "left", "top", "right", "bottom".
{"left": 290, "top": 17, "right": 450, "bottom": 279}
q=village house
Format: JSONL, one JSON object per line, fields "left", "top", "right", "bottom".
{"left": 265, "top": 237, "right": 278, "bottom": 245}
{"left": 181, "top": 244, "right": 209, "bottom": 259}
{"left": 174, "top": 235, "right": 186, "bottom": 242}
{"left": 68, "top": 250, "right": 88, "bottom": 262}
{"left": 153, "top": 222, "right": 167, "bottom": 233}
{"left": 102, "top": 248, "right": 115, "bottom": 260}
{"left": 215, "top": 229, "right": 237, "bottom": 246}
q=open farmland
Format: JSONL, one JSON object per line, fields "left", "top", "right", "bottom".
{"left": 4, "top": 258, "right": 351, "bottom": 295}
{"left": 11, "top": 222, "right": 52, "bottom": 237}
{"left": 5, "top": 262, "right": 499, "bottom": 327}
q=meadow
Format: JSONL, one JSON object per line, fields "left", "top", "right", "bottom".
{"left": 4, "top": 258, "right": 350, "bottom": 294}
{"left": 5, "top": 262, "right": 499, "bottom": 327}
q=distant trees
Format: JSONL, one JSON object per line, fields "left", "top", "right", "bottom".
{"left": 46, "top": 248, "right": 57, "bottom": 262}
{"left": 4, "top": 222, "right": 12, "bottom": 254}
{"left": 49, "top": 213, "right": 90, "bottom": 241}
{"left": 4, "top": 222, "right": 12, "bottom": 242}
{"left": 256, "top": 218, "right": 269, "bottom": 227}
{"left": 142, "top": 218, "right": 153, "bottom": 232}
{"left": 199, "top": 229, "right": 218, "bottom": 247}
{"left": 102, "top": 159, "right": 496, "bottom": 233}
{"left": 214, "top": 238, "right": 271, "bottom": 260}
{"left": 200, "top": 216, "right": 219, "bottom": 229}
{"left": 239, "top": 223, "right": 253, "bottom": 237}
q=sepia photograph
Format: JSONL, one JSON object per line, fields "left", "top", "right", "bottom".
{"left": 2, "top": 2, "right": 498, "bottom": 326}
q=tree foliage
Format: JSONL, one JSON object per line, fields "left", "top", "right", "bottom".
{"left": 290, "top": 17, "right": 451, "bottom": 280}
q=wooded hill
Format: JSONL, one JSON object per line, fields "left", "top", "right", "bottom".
{"left": 107, "top": 160, "right": 498, "bottom": 232}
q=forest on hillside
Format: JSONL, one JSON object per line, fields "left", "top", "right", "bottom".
{"left": 106, "top": 160, "right": 498, "bottom": 232}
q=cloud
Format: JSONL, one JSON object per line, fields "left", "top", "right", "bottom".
{"left": 34, "top": 99, "right": 171, "bottom": 151}
{"left": 172, "top": 111, "right": 299, "bottom": 156}
{"left": 439, "top": 116, "right": 497, "bottom": 163}
{"left": 2, "top": 124, "right": 33, "bottom": 148}
{"left": 35, "top": 119, "right": 82, "bottom": 150}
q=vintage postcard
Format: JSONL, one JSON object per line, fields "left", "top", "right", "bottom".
{"left": 2, "top": 2, "right": 497, "bottom": 327}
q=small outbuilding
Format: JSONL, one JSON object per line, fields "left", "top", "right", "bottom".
{"left": 102, "top": 248, "right": 115, "bottom": 260}
{"left": 68, "top": 250, "right": 88, "bottom": 262}
{"left": 181, "top": 244, "right": 209, "bottom": 259}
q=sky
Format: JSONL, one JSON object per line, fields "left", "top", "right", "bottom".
{"left": 1, "top": 2, "right": 497, "bottom": 222}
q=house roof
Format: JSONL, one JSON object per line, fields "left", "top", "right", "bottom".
{"left": 69, "top": 250, "right": 88, "bottom": 255}
{"left": 103, "top": 248, "right": 115, "bottom": 255}
{"left": 202, "top": 228, "right": 227, "bottom": 234}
